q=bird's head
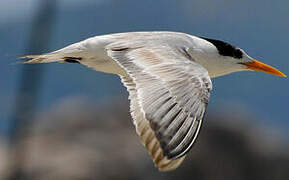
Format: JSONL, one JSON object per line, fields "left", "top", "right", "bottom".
{"left": 191, "top": 37, "right": 286, "bottom": 78}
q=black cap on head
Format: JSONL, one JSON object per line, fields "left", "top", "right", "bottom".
{"left": 201, "top": 37, "right": 243, "bottom": 59}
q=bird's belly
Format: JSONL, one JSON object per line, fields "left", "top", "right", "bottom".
{"left": 80, "top": 56, "right": 127, "bottom": 76}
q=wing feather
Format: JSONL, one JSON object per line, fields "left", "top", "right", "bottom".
{"left": 121, "top": 76, "right": 185, "bottom": 171}
{"left": 109, "top": 42, "right": 212, "bottom": 170}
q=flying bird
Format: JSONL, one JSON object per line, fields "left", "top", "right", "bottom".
{"left": 21, "top": 31, "right": 286, "bottom": 171}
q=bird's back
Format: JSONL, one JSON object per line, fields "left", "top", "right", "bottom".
{"left": 22, "top": 31, "right": 204, "bottom": 76}
{"left": 51, "top": 31, "right": 198, "bottom": 74}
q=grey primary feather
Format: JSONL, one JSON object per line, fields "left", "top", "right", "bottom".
{"left": 121, "top": 76, "right": 185, "bottom": 171}
{"left": 106, "top": 41, "right": 212, "bottom": 169}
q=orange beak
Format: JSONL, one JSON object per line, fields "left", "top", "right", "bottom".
{"left": 239, "top": 59, "right": 286, "bottom": 77}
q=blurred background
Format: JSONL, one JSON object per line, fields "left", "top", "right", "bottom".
{"left": 1, "top": 0, "right": 289, "bottom": 179}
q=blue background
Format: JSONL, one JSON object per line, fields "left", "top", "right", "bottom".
{"left": 1, "top": 0, "right": 289, "bottom": 139}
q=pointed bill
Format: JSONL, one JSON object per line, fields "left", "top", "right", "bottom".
{"left": 239, "top": 59, "right": 286, "bottom": 77}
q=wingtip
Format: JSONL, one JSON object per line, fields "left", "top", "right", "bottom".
{"left": 157, "top": 156, "right": 186, "bottom": 172}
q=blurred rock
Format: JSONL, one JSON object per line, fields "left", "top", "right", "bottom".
{"left": 2, "top": 97, "right": 289, "bottom": 180}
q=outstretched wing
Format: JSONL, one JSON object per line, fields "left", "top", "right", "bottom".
{"left": 106, "top": 41, "right": 212, "bottom": 171}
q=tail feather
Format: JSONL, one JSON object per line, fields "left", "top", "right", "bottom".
{"left": 20, "top": 53, "right": 63, "bottom": 64}
{"left": 20, "top": 39, "right": 89, "bottom": 64}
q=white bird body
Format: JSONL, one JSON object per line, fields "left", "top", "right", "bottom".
{"left": 28, "top": 31, "right": 250, "bottom": 77}
{"left": 22, "top": 31, "right": 285, "bottom": 171}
